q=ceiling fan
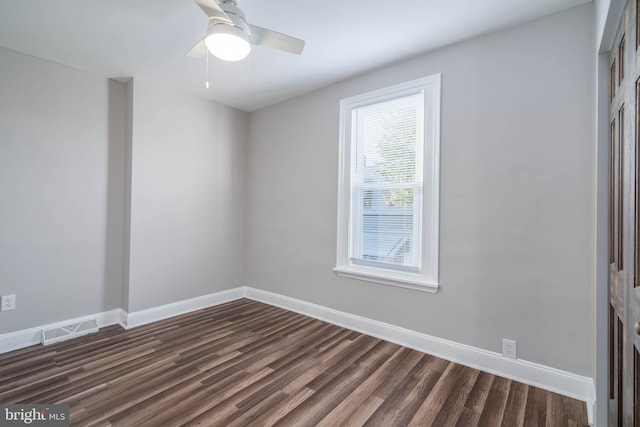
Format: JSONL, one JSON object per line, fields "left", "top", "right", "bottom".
{"left": 187, "top": 0, "right": 305, "bottom": 62}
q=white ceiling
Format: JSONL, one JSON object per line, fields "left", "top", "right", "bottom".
{"left": 0, "top": 0, "right": 590, "bottom": 112}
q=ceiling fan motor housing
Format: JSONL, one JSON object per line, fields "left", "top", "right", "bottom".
{"left": 208, "top": 2, "right": 250, "bottom": 40}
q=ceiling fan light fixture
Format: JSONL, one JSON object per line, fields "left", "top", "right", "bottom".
{"left": 205, "top": 24, "right": 251, "bottom": 62}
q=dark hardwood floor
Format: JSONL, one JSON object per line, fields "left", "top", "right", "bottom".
{"left": 0, "top": 299, "right": 589, "bottom": 426}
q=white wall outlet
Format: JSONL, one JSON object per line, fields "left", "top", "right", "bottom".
{"left": 502, "top": 338, "right": 517, "bottom": 359}
{"left": 1, "top": 294, "right": 16, "bottom": 311}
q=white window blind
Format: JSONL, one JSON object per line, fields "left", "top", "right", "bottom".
{"left": 350, "top": 93, "right": 424, "bottom": 271}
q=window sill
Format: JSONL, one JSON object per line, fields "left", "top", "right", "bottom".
{"left": 333, "top": 266, "right": 439, "bottom": 293}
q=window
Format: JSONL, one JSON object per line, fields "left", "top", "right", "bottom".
{"left": 335, "top": 75, "right": 441, "bottom": 292}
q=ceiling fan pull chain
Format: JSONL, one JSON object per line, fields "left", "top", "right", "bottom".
{"left": 205, "top": 50, "right": 210, "bottom": 89}
{"left": 247, "top": 52, "right": 251, "bottom": 82}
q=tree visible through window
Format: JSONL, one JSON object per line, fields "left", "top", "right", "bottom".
{"left": 376, "top": 107, "right": 417, "bottom": 206}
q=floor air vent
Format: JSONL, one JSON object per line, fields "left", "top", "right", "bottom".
{"left": 42, "top": 319, "right": 99, "bottom": 345}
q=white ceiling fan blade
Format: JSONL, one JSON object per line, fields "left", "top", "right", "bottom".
{"left": 194, "top": 0, "right": 231, "bottom": 23}
{"left": 248, "top": 24, "right": 305, "bottom": 55}
{"left": 186, "top": 39, "right": 207, "bottom": 58}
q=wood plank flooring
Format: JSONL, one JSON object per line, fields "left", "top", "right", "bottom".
{"left": 0, "top": 299, "right": 589, "bottom": 426}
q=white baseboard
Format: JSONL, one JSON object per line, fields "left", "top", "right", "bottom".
{"left": 0, "top": 287, "right": 245, "bottom": 354}
{"left": 0, "top": 287, "right": 245, "bottom": 353}
{"left": 122, "top": 287, "right": 245, "bottom": 329}
{"left": 244, "top": 287, "right": 596, "bottom": 425}
{"left": 0, "top": 309, "right": 123, "bottom": 354}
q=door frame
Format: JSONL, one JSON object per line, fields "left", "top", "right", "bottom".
{"left": 598, "top": 1, "right": 632, "bottom": 426}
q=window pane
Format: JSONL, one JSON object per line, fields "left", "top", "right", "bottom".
{"left": 353, "top": 186, "right": 420, "bottom": 269}
{"left": 350, "top": 92, "right": 423, "bottom": 271}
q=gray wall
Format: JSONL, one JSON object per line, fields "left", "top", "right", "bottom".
{"left": 246, "top": 4, "right": 594, "bottom": 376}
{"left": 125, "top": 79, "right": 248, "bottom": 312}
{"left": 0, "top": 49, "right": 249, "bottom": 332}
{"left": 0, "top": 47, "right": 125, "bottom": 333}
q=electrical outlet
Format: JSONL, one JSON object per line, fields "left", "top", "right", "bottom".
{"left": 502, "top": 338, "right": 517, "bottom": 359}
{"left": 1, "top": 294, "right": 16, "bottom": 311}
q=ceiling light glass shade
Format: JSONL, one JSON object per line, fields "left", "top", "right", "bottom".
{"left": 205, "top": 24, "right": 251, "bottom": 62}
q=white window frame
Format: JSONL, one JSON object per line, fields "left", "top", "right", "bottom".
{"left": 334, "top": 74, "right": 441, "bottom": 293}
